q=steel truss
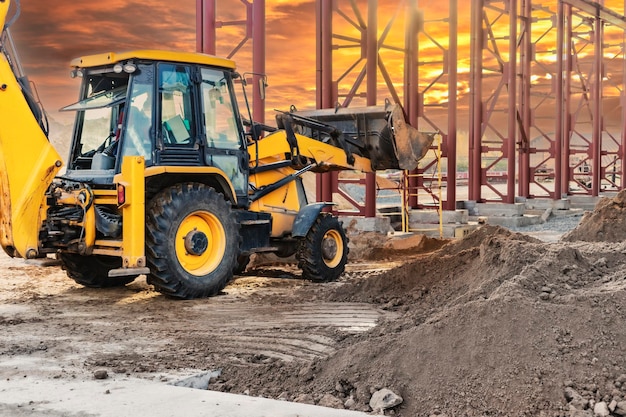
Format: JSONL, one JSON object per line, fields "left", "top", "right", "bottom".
{"left": 316, "top": 0, "right": 459, "bottom": 215}
{"left": 470, "top": 0, "right": 626, "bottom": 202}
{"left": 197, "top": 0, "right": 626, "bottom": 218}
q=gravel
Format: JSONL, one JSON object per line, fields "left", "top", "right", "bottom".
{"left": 506, "top": 212, "right": 584, "bottom": 235}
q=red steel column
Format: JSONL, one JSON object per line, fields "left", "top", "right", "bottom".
{"left": 555, "top": 1, "right": 564, "bottom": 198}
{"left": 591, "top": 12, "right": 603, "bottom": 196}
{"left": 405, "top": 1, "right": 419, "bottom": 208}
{"left": 364, "top": 0, "right": 378, "bottom": 217}
{"left": 519, "top": 0, "right": 531, "bottom": 198}
{"left": 563, "top": 3, "right": 573, "bottom": 197}
{"left": 506, "top": 0, "right": 517, "bottom": 203}
{"left": 446, "top": 0, "right": 458, "bottom": 210}
{"left": 623, "top": 0, "right": 626, "bottom": 190}
{"left": 252, "top": 0, "right": 265, "bottom": 125}
{"left": 469, "top": 0, "right": 483, "bottom": 202}
{"left": 404, "top": 1, "right": 419, "bottom": 126}
{"left": 196, "top": 0, "right": 216, "bottom": 54}
{"left": 316, "top": 0, "right": 334, "bottom": 203}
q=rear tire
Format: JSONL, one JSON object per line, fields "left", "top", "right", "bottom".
{"left": 146, "top": 183, "right": 239, "bottom": 299}
{"left": 297, "top": 214, "right": 349, "bottom": 282}
{"left": 59, "top": 254, "right": 136, "bottom": 288}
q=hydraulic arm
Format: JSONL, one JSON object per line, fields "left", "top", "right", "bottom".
{"left": 0, "top": 0, "right": 63, "bottom": 258}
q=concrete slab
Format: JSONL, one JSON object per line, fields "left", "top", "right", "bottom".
{"left": 477, "top": 214, "right": 543, "bottom": 228}
{"left": 343, "top": 215, "right": 393, "bottom": 233}
{"left": 0, "top": 376, "right": 374, "bottom": 417}
{"left": 475, "top": 202, "right": 526, "bottom": 217}
{"left": 408, "top": 209, "right": 468, "bottom": 225}
{"left": 408, "top": 223, "right": 478, "bottom": 238}
{"left": 567, "top": 195, "right": 601, "bottom": 211}
{"left": 521, "top": 198, "right": 571, "bottom": 211}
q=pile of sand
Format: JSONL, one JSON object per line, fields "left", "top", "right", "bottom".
{"left": 212, "top": 192, "right": 626, "bottom": 416}
{"left": 563, "top": 190, "right": 626, "bottom": 242}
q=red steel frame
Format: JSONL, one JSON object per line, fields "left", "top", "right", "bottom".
{"left": 315, "top": 0, "right": 458, "bottom": 215}
{"left": 196, "top": 0, "right": 266, "bottom": 124}
{"left": 198, "top": 0, "right": 626, "bottom": 216}
{"left": 470, "top": 0, "right": 626, "bottom": 203}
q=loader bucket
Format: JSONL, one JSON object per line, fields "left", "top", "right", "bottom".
{"left": 388, "top": 104, "right": 435, "bottom": 171}
{"left": 284, "top": 102, "right": 434, "bottom": 172}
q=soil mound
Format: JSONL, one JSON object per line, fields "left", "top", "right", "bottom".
{"left": 328, "top": 225, "right": 542, "bottom": 305}
{"left": 214, "top": 224, "right": 626, "bottom": 416}
{"left": 563, "top": 189, "right": 626, "bottom": 242}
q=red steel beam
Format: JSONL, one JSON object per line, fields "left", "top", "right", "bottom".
{"left": 565, "top": 0, "right": 626, "bottom": 28}
{"left": 196, "top": 0, "right": 216, "bottom": 54}
{"left": 555, "top": 1, "right": 565, "bottom": 198}
{"left": 364, "top": 0, "right": 378, "bottom": 217}
{"left": 518, "top": 0, "right": 531, "bottom": 198}
{"left": 447, "top": 0, "right": 458, "bottom": 210}
{"left": 622, "top": 1, "right": 626, "bottom": 190}
{"left": 591, "top": 11, "right": 603, "bottom": 196}
{"left": 315, "top": 0, "right": 334, "bottom": 204}
{"left": 506, "top": 0, "right": 518, "bottom": 203}
{"left": 469, "top": 0, "right": 484, "bottom": 202}
{"left": 252, "top": 0, "right": 266, "bottom": 124}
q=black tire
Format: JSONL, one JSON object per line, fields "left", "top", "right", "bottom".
{"left": 59, "top": 253, "right": 136, "bottom": 288}
{"left": 297, "top": 214, "right": 349, "bottom": 282}
{"left": 145, "top": 183, "right": 240, "bottom": 299}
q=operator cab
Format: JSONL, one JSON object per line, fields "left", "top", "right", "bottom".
{"left": 60, "top": 51, "right": 250, "bottom": 204}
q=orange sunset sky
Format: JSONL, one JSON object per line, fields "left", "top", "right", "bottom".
{"left": 6, "top": 0, "right": 626, "bottom": 127}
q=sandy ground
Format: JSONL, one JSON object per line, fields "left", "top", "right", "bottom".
{"left": 3, "top": 191, "right": 626, "bottom": 416}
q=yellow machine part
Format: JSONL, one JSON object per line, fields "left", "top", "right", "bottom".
{"left": 70, "top": 50, "right": 236, "bottom": 71}
{"left": 0, "top": 1, "right": 7, "bottom": 30}
{"left": 0, "top": 37, "right": 62, "bottom": 258}
{"left": 249, "top": 130, "right": 374, "bottom": 174}
{"left": 248, "top": 130, "right": 372, "bottom": 237}
{"left": 249, "top": 165, "right": 303, "bottom": 237}
{"left": 115, "top": 156, "right": 147, "bottom": 269}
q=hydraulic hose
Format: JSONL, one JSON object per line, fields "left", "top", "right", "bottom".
{"left": 3, "top": 0, "right": 20, "bottom": 31}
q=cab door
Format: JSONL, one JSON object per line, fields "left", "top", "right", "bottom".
{"left": 155, "top": 63, "right": 202, "bottom": 166}
{"left": 199, "top": 67, "right": 249, "bottom": 206}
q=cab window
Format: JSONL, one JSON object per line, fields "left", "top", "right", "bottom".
{"left": 201, "top": 68, "right": 242, "bottom": 149}
{"left": 159, "top": 64, "right": 196, "bottom": 146}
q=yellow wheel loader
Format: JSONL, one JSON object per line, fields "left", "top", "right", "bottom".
{"left": 0, "top": 0, "right": 433, "bottom": 298}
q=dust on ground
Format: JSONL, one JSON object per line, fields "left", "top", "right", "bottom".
{"left": 3, "top": 192, "right": 626, "bottom": 416}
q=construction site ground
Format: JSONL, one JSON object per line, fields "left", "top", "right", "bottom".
{"left": 3, "top": 191, "right": 626, "bottom": 416}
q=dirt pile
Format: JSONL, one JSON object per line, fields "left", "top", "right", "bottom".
{"left": 563, "top": 189, "right": 626, "bottom": 242}
{"left": 212, "top": 223, "right": 626, "bottom": 416}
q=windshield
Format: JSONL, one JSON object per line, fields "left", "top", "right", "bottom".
{"left": 66, "top": 72, "right": 130, "bottom": 171}
{"left": 60, "top": 85, "right": 127, "bottom": 112}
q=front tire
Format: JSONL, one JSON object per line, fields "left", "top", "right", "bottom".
{"left": 59, "top": 254, "right": 136, "bottom": 288}
{"left": 297, "top": 214, "right": 349, "bottom": 282}
{"left": 146, "top": 183, "right": 240, "bottom": 299}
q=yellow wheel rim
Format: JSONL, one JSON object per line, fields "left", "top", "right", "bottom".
{"left": 321, "top": 229, "right": 343, "bottom": 268}
{"left": 175, "top": 211, "right": 226, "bottom": 276}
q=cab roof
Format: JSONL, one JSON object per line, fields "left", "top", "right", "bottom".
{"left": 70, "top": 50, "right": 236, "bottom": 70}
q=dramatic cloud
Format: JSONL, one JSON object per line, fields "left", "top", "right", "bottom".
{"left": 5, "top": 0, "right": 625, "bottom": 131}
